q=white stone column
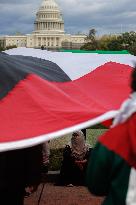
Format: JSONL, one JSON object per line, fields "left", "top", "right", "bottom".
{"left": 35, "top": 37, "right": 38, "bottom": 47}
{"left": 59, "top": 38, "right": 61, "bottom": 47}
{"left": 47, "top": 38, "right": 49, "bottom": 47}
{"left": 49, "top": 38, "right": 51, "bottom": 47}
{"left": 41, "top": 37, "right": 43, "bottom": 46}
{"left": 54, "top": 37, "right": 56, "bottom": 47}
{"left": 45, "top": 37, "right": 47, "bottom": 47}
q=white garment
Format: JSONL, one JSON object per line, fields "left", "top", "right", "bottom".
{"left": 111, "top": 92, "right": 136, "bottom": 128}
{"left": 126, "top": 168, "right": 136, "bottom": 205}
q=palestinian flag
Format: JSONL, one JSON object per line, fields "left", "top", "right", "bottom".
{"left": 86, "top": 113, "right": 136, "bottom": 205}
{"left": 0, "top": 48, "right": 135, "bottom": 151}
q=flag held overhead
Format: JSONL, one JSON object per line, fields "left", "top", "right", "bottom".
{"left": 0, "top": 49, "right": 135, "bottom": 151}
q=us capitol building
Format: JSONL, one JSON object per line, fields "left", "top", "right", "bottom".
{"left": 0, "top": 0, "right": 86, "bottom": 49}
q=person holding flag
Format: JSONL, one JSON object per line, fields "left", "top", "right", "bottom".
{"left": 86, "top": 68, "right": 136, "bottom": 205}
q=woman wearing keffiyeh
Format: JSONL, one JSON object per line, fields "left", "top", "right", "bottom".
{"left": 58, "top": 130, "right": 91, "bottom": 186}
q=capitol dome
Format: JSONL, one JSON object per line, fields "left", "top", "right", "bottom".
{"left": 34, "top": 0, "right": 64, "bottom": 34}
{"left": 40, "top": 0, "right": 59, "bottom": 11}
{"left": 0, "top": 0, "right": 86, "bottom": 50}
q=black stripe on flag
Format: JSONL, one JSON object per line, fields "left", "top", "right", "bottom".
{"left": 0, "top": 52, "right": 71, "bottom": 100}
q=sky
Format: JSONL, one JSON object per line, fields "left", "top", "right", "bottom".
{"left": 0, "top": 0, "right": 136, "bottom": 36}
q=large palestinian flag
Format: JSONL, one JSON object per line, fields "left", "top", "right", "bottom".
{"left": 0, "top": 48, "right": 135, "bottom": 151}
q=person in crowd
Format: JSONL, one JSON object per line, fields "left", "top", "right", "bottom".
{"left": 86, "top": 68, "right": 136, "bottom": 205}
{"left": 42, "top": 141, "right": 50, "bottom": 173}
{"left": 41, "top": 45, "right": 44, "bottom": 50}
{"left": 59, "top": 130, "right": 92, "bottom": 186}
{"left": 0, "top": 145, "right": 43, "bottom": 205}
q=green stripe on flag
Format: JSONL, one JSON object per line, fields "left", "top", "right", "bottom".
{"left": 59, "top": 49, "right": 130, "bottom": 54}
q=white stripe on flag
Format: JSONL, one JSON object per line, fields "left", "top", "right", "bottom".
{"left": 5, "top": 48, "right": 136, "bottom": 80}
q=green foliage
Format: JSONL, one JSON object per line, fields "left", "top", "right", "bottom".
{"left": 107, "top": 31, "right": 136, "bottom": 55}
{"left": 107, "top": 39, "right": 123, "bottom": 51}
{"left": 90, "top": 123, "right": 107, "bottom": 129}
{"left": 99, "top": 35, "right": 117, "bottom": 50}
{"left": 122, "top": 32, "right": 136, "bottom": 55}
{"left": 81, "top": 41, "right": 99, "bottom": 50}
{"left": 81, "top": 29, "right": 117, "bottom": 51}
{"left": 5, "top": 45, "right": 17, "bottom": 50}
{"left": 81, "top": 28, "right": 100, "bottom": 50}
{"left": 81, "top": 30, "right": 136, "bottom": 55}
{"left": 88, "top": 28, "right": 97, "bottom": 42}
{"left": 49, "top": 148, "right": 63, "bottom": 171}
{"left": 0, "top": 46, "right": 5, "bottom": 51}
{"left": 86, "top": 129, "right": 108, "bottom": 147}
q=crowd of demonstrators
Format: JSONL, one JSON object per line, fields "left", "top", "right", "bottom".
{"left": 0, "top": 145, "right": 43, "bottom": 205}
{"left": 86, "top": 68, "right": 136, "bottom": 205}
{"left": 58, "top": 130, "right": 92, "bottom": 187}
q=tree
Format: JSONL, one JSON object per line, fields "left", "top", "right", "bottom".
{"left": 121, "top": 31, "right": 136, "bottom": 55}
{"left": 81, "top": 28, "right": 99, "bottom": 50}
{"left": 99, "top": 35, "right": 117, "bottom": 50}
{"left": 85, "top": 28, "right": 97, "bottom": 44}
{"left": 5, "top": 45, "right": 17, "bottom": 50}
{"left": 0, "top": 46, "right": 5, "bottom": 51}
{"left": 107, "top": 39, "right": 123, "bottom": 51}
{"left": 107, "top": 31, "right": 136, "bottom": 55}
{"left": 81, "top": 30, "right": 136, "bottom": 55}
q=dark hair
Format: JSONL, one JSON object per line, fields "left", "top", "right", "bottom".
{"left": 72, "top": 132, "right": 79, "bottom": 137}
{"left": 131, "top": 67, "right": 136, "bottom": 92}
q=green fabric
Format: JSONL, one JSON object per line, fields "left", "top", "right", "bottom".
{"left": 59, "top": 49, "right": 129, "bottom": 54}
{"left": 86, "top": 143, "right": 131, "bottom": 205}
